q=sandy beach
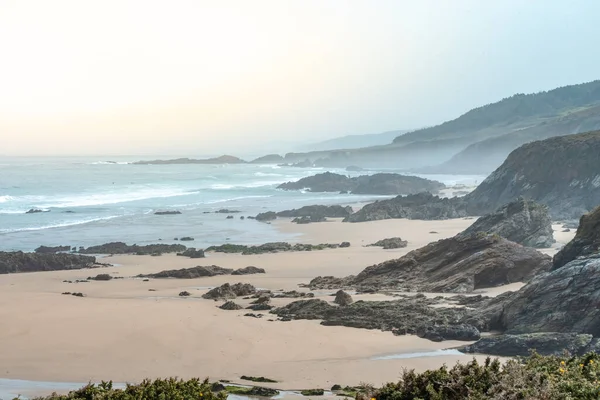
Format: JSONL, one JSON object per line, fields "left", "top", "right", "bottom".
{"left": 0, "top": 218, "right": 574, "bottom": 393}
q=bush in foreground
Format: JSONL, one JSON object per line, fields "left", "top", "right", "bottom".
{"left": 371, "top": 352, "right": 600, "bottom": 400}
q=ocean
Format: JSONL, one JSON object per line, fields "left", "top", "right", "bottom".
{"left": 0, "top": 156, "right": 485, "bottom": 252}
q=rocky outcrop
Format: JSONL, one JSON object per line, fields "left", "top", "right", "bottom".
{"left": 498, "top": 255, "right": 600, "bottom": 335}
{"left": 220, "top": 301, "right": 244, "bottom": 310}
{"left": 553, "top": 205, "right": 600, "bottom": 270}
{"left": 140, "top": 265, "right": 233, "bottom": 279}
{"left": 463, "top": 130, "right": 600, "bottom": 220}
{"left": 154, "top": 211, "right": 182, "bottom": 215}
{"left": 231, "top": 266, "right": 266, "bottom": 275}
{"left": 34, "top": 245, "right": 71, "bottom": 254}
{"left": 459, "top": 333, "right": 594, "bottom": 357}
{"left": 250, "top": 154, "right": 284, "bottom": 164}
{"left": 333, "top": 290, "right": 353, "bottom": 306}
{"left": 176, "top": 248, "right": 206, "bottom": 258}
{"left": 292, "top": 216, "right": 326, "bottom": 224}
{"left": 367, "top": 237, "right": 408, "bottom": 249}
{"left": 206, "top": 242, "right": 350, "bottom": 255}
{"left": 272, "top": 297, "right": 479, "bottom": 341}
{"left": 310, "top": 234, "right": 551, "bottom": 293}
{"left": 459, "top": 198, "right": 555, "bottom": 248}
{"left": 344, "top": 193, "right": 469, "bottom": 222}
{"left": 133, "top": 155, "right": 246, "bottom": 165}
{"left": 256, "top": 205, "right": 352, "bottom": 222}
{"left": 277, "top": 172, "right": 444, "bottom": 195}
{"left": 202, "top": 283, "right": 257, "bottom": 300}
{"left": 26, "top": 208, "right": 46, "bottom": 214}
{"left": 0, "top": 252, "right": 97, "bottom": 274}
{"left": 78, "top": 242, "right": 186, "bottom": 255}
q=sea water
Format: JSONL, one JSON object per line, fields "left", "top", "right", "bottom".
{"left": 0, "top": 156, "right": 485, "bottom": 251}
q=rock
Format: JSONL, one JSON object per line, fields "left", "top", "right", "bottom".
{"left": 463, "top": 130, "right": 600, "bottom": 220}
{"left": 154, "top": 211, "right": 182, "bottom": 215}
{"left": 72, "top": 292, "right": 85, "bottom": 297}
{"left": 78, "top": 242, "right": 186, "bottom": 255}
{"left": 306, "top": 276, "right": 355, "bottom": 290}
{"left": 331, "top": 384, "right": 342, "bottom": 391}
{"left": 367, "top": 238, "right": 408, "bottom": 249}
{"left": 333, "top": 290, "right": 353, "bottom": 306}
{"left": 202, "top": 283, "right": 256, "bottom": 300}
{"left": 255, "top": 211, "right": 277, "bottom": 222}
{"left": 251, "top": 295, "right": 271, "bottom": 304}
{"left": 219, "top": 301, "right": 243, "bottom": 310}
{"left": 240, "top": 216, "right": 245, "bottom": 220}
{"left": 140, "top": 265, "right": 233, "bottom": 279}
{"left": 226, "top": 215, "right": 234, "bottom": 219}
{"left": 416, "top": 324, "right": 480, "bottom": 342}
{"left": 292, "top": 216, "right": 326, "bottom": 224}
{"left": 562, "top": 220, "right": 580, "bottom": 229}
{"left": 244, "top": 387, "right": 279, "bottom": 397}
{"left": 244, "top": 313, "right": 263, "bottom": 318}
{"left": 277, "top": 205, "right": 353, "bottom": 219}
{"left": 272, "top": 297, "right": 475, "bottom": 341}
{"left": 90, "top": 274, "right": 112, "bottom": 281}
{"left": 498, "top": 255, "right": 600, "bottom": 335}
{"left": 176, "top": 248, "right": 206, "bottom": 258}
{"left": 553, "top": 205, "right": 600, "bottom": 270}
{"left": 206, "top": 242, "right": 346, "bottom": 255}
{"left": 246, "top": 303, "right": 273, "bottom": 311}
{"left": 251, "top": 154, "right": 285, "bottom": 164}
{"left": 562, "top": 228, "right": 571, "bottom": 232}
{"left": 459, "top": 333, "right": 594, "bottom": 357}
{"left": 271, "top": 290, "right": 315, "bottom": 299}
{"left": 240, "top": 376, "right": 277, "bottom": 383}
{"left": 459, "top": 198, "right": 555, "bottom": 248}
{"left": 301, "top": 389, "right": 324, "bottom": 396}
{"left": 178, "top": 291, "right": 191, "bottom": 297}
{"left": 215, "top": 209, "right": 241, "bottom": 213}
{"left": 277, "top": 172, "right": 445, "bottom": 195}
{"left": 179, "top": 237, "right": 194, "bottom": 241}
{"left": 0, "top": 252, "right": 97, "bottom": 274}
{"left": 340, "top": 242, "right": 351, "bottom": 248}
{"left": 232, "top": 266, "right": 266, "bottom": 275}
{"left": 26, "top": 208, "right": 46, "bottom": 214}
{"left": 344, "top": 193, "right": 469, "bottom": 222}
{"left": 34, "top": 245, "right": 71, "bottom": 254}
{"left": 310, "top": 233, "right": 551, "bottom": 293}
{"left": 211, "top": 382, "right": 226, "bottom": 392}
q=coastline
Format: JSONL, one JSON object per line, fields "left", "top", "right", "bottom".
{"left": 0, "top": 217, "right": 574, "bottom": 396}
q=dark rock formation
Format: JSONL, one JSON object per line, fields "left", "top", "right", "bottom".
{"left": 202, "top": 283, "right": 257, "bottom": 300}
{"left": 292, "top": 216, "right": 325, "bottom": 224}
{"left": 340, "top": 242, "right": 351, "bottom": 248}
{"left": 226, "top": 215, "right": 234, "bottom": 219}
{"left": 250, "top": 154, "right": 284, "bottom": 164}
{"left": 220, "top": 301, "right": 243, "bottom": 310}
{"left": 271, "top": 290, "right": 315, "bottom": 299}
{"left": 247, "top": 303, "right": 273, "bottom": 311}
{"left": 301, "top": 389, "right": 325, "bottom": 396}
{"left": 310, "top": 234, "right": 551, "bottom": 293}
{"left": 367, "top": 237, "right": 408, "bottom": 249}
{"left": 90, "top": 274, "right": 112, "bottom": 281}
{"left": 416, "top": 324, "right": 481, "bottom": 342}
{"left": 463, "top": 131, "right": 600, "bottom": 220}
{"left": 255, "top": 211, "right": 277, "bottom": 222}
{"left": 232, "top": 266, "right": 266, "bottom": 275}
{"left": 272, "top": 297, "right": 478, "bottom": 341}
{"left": 0, "top": 252, "right": 97, "bottom": 274}
{"left": 459, "top": 333, "right": 594, "bottom": 357}
{"left": 498, "top": 255, "right": 600, "bottom": 335}
{"left": 459, "top": 198, "right": 555, "bottom": 248}
{"left": 553, "top": 205, "right": 600, "bottom": 270}
{"left": 179, "top": 237, "right": 194, "bottom": 241}
{"left": 215, "top": 209, "right": 241, "bottom": 213}
{"left": 139, "top": 265, "right": 233, "bottom": 279}
{"left": 344, "top": 193, "right": 469, "bottom": 222}
{"left": 206, "top": 242, "right": 349, "bottom": 255}
{"left": 78, "top": 242, "right": 186, "bottom": 255}
{"left": 277, "top": 172, "right": 444, "bottom": 195}
{"left": 257, "top": 205, "right": 353, "bottom": 223}
{"left": 179, "top": 291, "right": 191, "bottom": 297}
{"left": 176, "top": 248, "right": 206, "bottom": 258}
{"left": 154, "top": 211, "right": 182, "bottom": 215}
{"left": 34, "top": 245, "right": 71, "bottom": 254}
{"left": 333, "top": 290, "right": 353, "bottom": 306}
{"left": 26, "top": 208, "right": 46, "bottom": 214}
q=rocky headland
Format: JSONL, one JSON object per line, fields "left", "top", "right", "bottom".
{"left": 255, "top": 205, "right": 352, "bottom": 222}
{"left": 0, "top": 251, "right": 97, "bottom": 274}
{"left": 77, "top": 242, "right": 187, "bottom": 255}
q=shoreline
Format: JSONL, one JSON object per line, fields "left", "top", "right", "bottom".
{"left": 0, "top": 217, "right": 574, "bottom": 396}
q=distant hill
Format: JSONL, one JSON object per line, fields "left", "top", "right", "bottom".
{"left": 133, "top": 155, "right": 246, "bottom": 165}
{"left": 299, "top": 130, "right": 410, "bottom": 152}
{"left": 277, "top": 80, "right": 600, "bottom": 171}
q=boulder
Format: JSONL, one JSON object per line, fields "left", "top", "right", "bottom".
{"left": 220, "top": 301, "right": 243, "bottom": 310}
{"left": 232, "top": 266, "right": 266, "bottom": 275}
{"left": 90, "top": 274, "right": 112, "bottom": 281}
{"left": 202, "top": 283, "right": 256, "bottom": 300}
{"left": 139, "top": 265, "right": 233, "bottom": 279}
{"left": 459, "top": 333, "right": 594, "bottom": 357}
{"left": 0, "top": 252, "right": 96, "bottom": 274}
{"left": 333, "top": 290, "right": 353, "bottom": 306}
{"left": 459, "top": 198, "right": 555, "bottom": 248}
{"left": 344, "top": 193, "right": 469, "bottom": 222}
{"left": 498, "top": 255, "right": 600, "bottom": 335}
{"left": 553, "top": 205, "right": 600, "bottom": 270}
{"left": 179, "top": 291, "right": 191, "bottom": 297}
{"left": 176, "top": 248, "right": 206, "bottom": 258}
{"left": 367, "top": 238, "right": 408, "bottom": 249}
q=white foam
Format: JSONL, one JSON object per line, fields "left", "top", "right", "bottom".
{"left": 0, "top": 195, "right": 13, "bottom": 203}
{"left": 36, "top": 188, "right": 201, "bottom": 208}
{"left": 0, "top": 215, "right": 123, "bottom": 234}
{"left": 372, "top": 349, "right": 465, "bottom": 360}
{"left": 210, "top": 181, "right": 280, "bottom": 190}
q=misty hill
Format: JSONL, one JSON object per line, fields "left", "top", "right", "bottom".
{"left": 133, "top": 155, "right": 247, "bottom": 165}
{"left": 277, "top": 80, "right": 600, "bottom": 170}
{"left": 299, "top": 129, "right": 409, "bottom": 152}
{"left": 465, "top": 130, "right": 600, "bottom": 220}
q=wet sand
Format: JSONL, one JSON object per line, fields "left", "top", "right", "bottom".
{"left": 0, "top": 218, "right": 574, "bottom": 393}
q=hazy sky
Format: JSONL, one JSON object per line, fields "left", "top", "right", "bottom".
{"left": 1, "top": 0, "right": 599, "bottom": 156}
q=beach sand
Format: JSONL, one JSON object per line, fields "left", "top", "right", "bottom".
{"left": 0, "top": 218, "right": 574, "bottom": 393}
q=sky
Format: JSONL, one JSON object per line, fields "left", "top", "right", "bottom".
{"left": 1, "top": 0, "right": 600, "bottom": 157}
